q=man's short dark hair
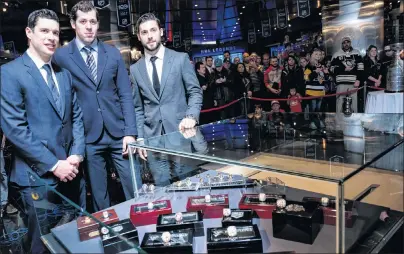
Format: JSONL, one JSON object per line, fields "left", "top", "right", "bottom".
{"left": 224, "top": 50, "right": 230, "bottom": 55}
{"left": 70, "top": 1, "right": 99, "bottom": 22}
{"left": 27, "top": 9, "right": 59, "bottom": 29}
{"left": 195, "top": 61, "right": 204, "bottom": 72}
{"left": 135, "top": 13, "right": 161, "bottom": 34}
{"left": 205, "top": 56, "right": 213, "bottom": 61}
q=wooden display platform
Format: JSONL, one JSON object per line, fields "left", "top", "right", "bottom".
{"left": 216, "top": 153, "right": 403, "bottom": 212}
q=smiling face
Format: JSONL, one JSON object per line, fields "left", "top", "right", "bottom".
{"left": 71, "top": 10, "right": 99, "bottom": 45}
{"left": 137, "top": 20, "right": 163, "bottom": 54}
{"left": 26, "top": 17, "right": 60, "bottom": 61}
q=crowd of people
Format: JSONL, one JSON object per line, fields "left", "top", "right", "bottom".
{"left": 195, "top": 37, "right": 398, "bottom": 124}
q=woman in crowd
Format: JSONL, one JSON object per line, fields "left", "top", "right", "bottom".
{"left": 281, "top": 54, "right": 304, "bottom": 111}
{"left": 233, "top": 63, "right": 252, "bottom": 115}
{"left": 363, "top": 45, "right": 383, "bottom": 88}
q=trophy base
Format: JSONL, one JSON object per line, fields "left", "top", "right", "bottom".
{"left": 100, "top": 219, "right": 139, "bottom": 254}
{"left": 140, "top": 229, "right": 193, "bottom": 254}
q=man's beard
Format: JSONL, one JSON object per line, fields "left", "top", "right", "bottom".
{"left": 343, "top": 46, "right": 351, "bottom": 52}
{"left": 143, "top": 40, "right": 161, "bottom": 52}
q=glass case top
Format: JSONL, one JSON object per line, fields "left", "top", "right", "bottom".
{"left": 130, "top": 113, "right": 404, "bottom": 182}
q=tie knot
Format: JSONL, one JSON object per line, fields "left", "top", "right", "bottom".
{"left": 42, "top": 64, "right": 52, "bottom": 74}
{"left": 150, "top": 56, "right": 158, "bottom": 63}
{"left": 83, "top": 46, "right": 93, "bottom": 54}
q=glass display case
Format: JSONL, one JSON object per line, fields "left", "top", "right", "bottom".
{"left": 28, "top": 113, "right": 403, "bottom": 253}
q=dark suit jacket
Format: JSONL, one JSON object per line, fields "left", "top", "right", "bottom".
{"left": 0, "top": 53, "right": 85, "bottom": 186}
{"left": 130, "top": 47, "right": 203, "bottom": 138}
{"left": 53, "top": 39, "right": 137, "bottom": 143}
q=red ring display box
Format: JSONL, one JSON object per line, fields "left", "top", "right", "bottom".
{"left": 239, "top": 194, "right": 286, "bottom": 219}
{"left": 186, "top": 194, "right": 229, "bottom": 218}
{"left": 76, "top": 209, "right": 119, "bottom": 241}
{"left": 302, "top": 197, "right": 356, "bottom": 228}
{"left": 130, "top": 200, "right": 172, "bottom": 226}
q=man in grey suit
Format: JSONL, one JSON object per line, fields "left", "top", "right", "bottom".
{"left": 130, "top": 13, "right": 203, "bottom": 147}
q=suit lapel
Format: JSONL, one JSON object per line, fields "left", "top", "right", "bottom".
{"left": 96, "top": 42, "right": 108, "bottom": 88}
{"left": 23, "top": 54, "right": 62, "bottom": 119}
{"left": 138, "top": 58, "right": 159, "bottom": 100}
{"left": 68, "top": 39, "right": 96, "bottom": 86}
{"left": 159, "top": 48, "right": 174, "bottom": 99}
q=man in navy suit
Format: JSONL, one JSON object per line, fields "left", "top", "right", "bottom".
{"left": 0, "top": 9, "right": 85, "bottom": 253}
{"left": 53, "top": 1, "right": 139, "bottom": 211}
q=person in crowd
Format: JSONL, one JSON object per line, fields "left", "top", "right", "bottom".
{"left": 363, "top": 45, "right": 383, "bottom": 88}
{"left": 281, "top": 54, "right": 304, "bottom": 111}
{"left": 204, "top": 55, "right": 216, "bottom": 90}
{"left": 268, "top": 100, "right": 285, "bottom": 122}
{"left": 213, "top": 58, "right": 231, "bottom": 119}
{"left": 249, "top": 61, "right": 265, "bottom": 97}
{"left": 331, "top": 36, "right": 364, "bottom": 113}
{"left": 131, "top": 12, "right": 202, "bottom": 139}
{"left": 1, "top": 131, "right": 18, "bottom": 216}
{"left": 224, "top": 50, "right": 231, "bottom": 60}
{"left": 233, "top": 56, "right": 240, "bottom": 65}
{"left": 242, "top": 52, "right": 250, "bottom": 72}
{"left": 323, "top": 56, "right": 337, "bottom": 112}
{"left": 196, "top": 62, "right": 215, "bottom": 124}
{"left": 287, "top": 86, "right": 303, "bottom": 113}
{"left": 233, "top": 63, "right": 252, "bottom": 115}
{"left": 262, "top": 53, "right": 270, "bottom": 72}
{"left": 1, "top": 9, "right": 85, "bottom": 253}
{"left": 53, "top": 1, "right": 138, "bottom": 212}
{"left": 264, "top": 57, "right": 283, "bottom": 99}
{"left": 305, "top": 48, "right": 331, "bottom": 112}
{"left": 379, "top": 45, "right": 395, "bottom": 88}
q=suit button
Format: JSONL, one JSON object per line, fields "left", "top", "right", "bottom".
{"left": 61, "top": 124, "right": 64, "bottom": 128}
{"left": 159, "top": 120, "right": 162, "bottom": 123}
{"left": 98, "top": 108, "right": 101, "bottom": 112}
{"left": 96, "top": 91, "right": 100, "bottom": 94}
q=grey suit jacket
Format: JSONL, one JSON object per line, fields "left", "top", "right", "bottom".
{"left": 130, "top": 47, "right": 203, "bottom": 139}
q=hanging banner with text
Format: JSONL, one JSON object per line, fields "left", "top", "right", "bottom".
{"left": 277, "top": 7, "right": 288, "bottom": 29}
{"left": 248, "top": 22, "right": 256, "bottom": 44}
{"left": 297, "top": 0, "right": 310, "bottom": 18}
{"left": 184, "top": 38, "right": 192, "bottom": 52}
{"left": 117, "top": 0, "right": 131, "bottom": 27}
{"left": 93, "top": 0, "right": 110, "bottom": 9}
{"left": 261, "top": 19, "right": 271, "bottom": 37}
{"left": 3, "top": 41, "right": 16, "bottom": 54}
{"left": 173, "top": 31, "right": 181, "bottom": 48}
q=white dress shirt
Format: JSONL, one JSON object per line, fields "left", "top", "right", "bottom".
{"left": 75, "top": 37, "right": 99, "bottom": 68}
{"left": 26, "top": 49, "right": 60, "bottom": 93}
{"left": 144, "top": 45, "right": 165, "bottom": 87}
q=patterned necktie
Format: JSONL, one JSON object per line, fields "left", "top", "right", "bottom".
{"left": 42, "top": 64, "right": 62, "bottom": 114}
{"left": 150, "top": 56, "right": 160, "bottom": 96}
{"left": 83, "top": 46, "right": 97, "bottom": 82}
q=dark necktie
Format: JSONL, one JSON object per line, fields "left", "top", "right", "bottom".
{"left": 150, "top": 56, "right": 160, "bottom": 96}
{"left": 42, "top": 64, "right": 62, "bottom": 114}
{"left": 83, "top": 46, "right": 97, "bottom": 82}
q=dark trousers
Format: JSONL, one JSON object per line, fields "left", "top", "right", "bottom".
{"left": 85, "top": 128, "right": 137, "bottom": 212}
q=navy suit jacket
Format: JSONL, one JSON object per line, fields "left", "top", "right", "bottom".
{"left": 0, "top": 53, "right": 85, "bottom": 187}
{"left": 53, "top": 39, "right": 137, "bottom": 143}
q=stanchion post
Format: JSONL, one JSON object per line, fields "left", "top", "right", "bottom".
{"left": 243, "top": 92, "right": 247, "bottom": 117}
{"left": 363, "top": 85, "right": 367, "bottom": 111}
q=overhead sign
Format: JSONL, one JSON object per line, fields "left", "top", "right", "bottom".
{"left": 277, "top": 7, "right": 288, "bottom": 29}
{"left": 93, "top": 0, "right": 109, "bottom": 9}
{"left": 173, "top": 31, "right": 181, "bottom": 48}
{"left": 184, "top": 38, "right": 192, "bottom": 52}
{"left": 117, "top": 0, "right": 131, "bottom": 27}
{"left": 261, "top": 19, "right": 271, "bottom": 37}
{"left": 3, "top": 41, "right": 15, "bottom": 54}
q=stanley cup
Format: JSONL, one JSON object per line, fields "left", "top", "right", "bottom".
{"left": 386, "top": 43, "right": 404, "bottom": 93}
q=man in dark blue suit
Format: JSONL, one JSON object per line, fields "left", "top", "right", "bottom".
{"left": 53, "top": 1, "right": 139, "bottom": 211}
{"left": 0, "top": 9, "right": 85, "bottom": 253}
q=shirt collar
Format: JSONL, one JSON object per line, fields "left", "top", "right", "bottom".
{"left": 145, "top": 45, "right": 165, "bottom": 62}
{"left": 26, "top": 49, "right": 52, "bottom": 70}
{"left": 75, "top": 37, "right": 98, "bottom": 52}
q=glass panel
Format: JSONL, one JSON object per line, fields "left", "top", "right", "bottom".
{"left": 129, "top": 138, "right": 341, "bottom": 252}
{"left": 132, "top": 113, "right": 403, "bottom": 181}
{"left": 25, "top": 171, "right": 143, "bottom": 253}
{"left": 342, "top": 141, "right": 404, "bottom": 253}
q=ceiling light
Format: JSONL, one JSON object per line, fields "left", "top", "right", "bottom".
{"left": 201, "top": 27, "right": 203, "bottom": 29}
{"left": 198, "top": 17, "right": 201, "bottom": 20}
{"left": 238, "top": 18, "right": 240, "bottom": 20}
{"left": 288, "top": 24, "right": 291, "bottom": 27}
{"left": 234, "top": 26, "right": 236, "bottom": 28}
{"left": 197, "top": 12, "right": 200, "bottom": 14}
{"left": 240, "top": 12, "right": 243, "bottom": 14}
{"left": 242, "top": 6, "right": 245, "bottom": 8}
{"left": 200, "top": 22, "right": 202, "bottom": 25}
{"left": 4, "top": 2, "right": 8, "bottom": 6}
{"left": 2, "top": 8, "right": 6, "bottom": 12}
{"left": 319, "top": 12, "right": 322, "bottom": 15}
{"left": 236, "top": 22, "right": 238, "bottom": 25}
{"left": 257, "top": 29, "right": 260, "bottom": 32}
{"left": 195, "top": 4, "right": 198, "bottom": 7}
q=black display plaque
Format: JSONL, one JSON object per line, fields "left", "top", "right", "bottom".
{"left": 222, "top": 209, "right": 253, "bottom": 227}
{"left": 99, "top": 219, "right": 139, "bottom": 254}
{"left": 140, "top": 229, "right": 193, "bottom": 254}
{"left": 207, "top": 224, "right": 263, "bottom": 253}
{"left": 157, "top": 211, "right": 204, "bottom": 237}
{"left": 272, "top": 201, "right": 323, "bottom": 244}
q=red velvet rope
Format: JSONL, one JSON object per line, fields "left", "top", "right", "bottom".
{"left": 200, "top": 86, "right": 385, "bottom": 113}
